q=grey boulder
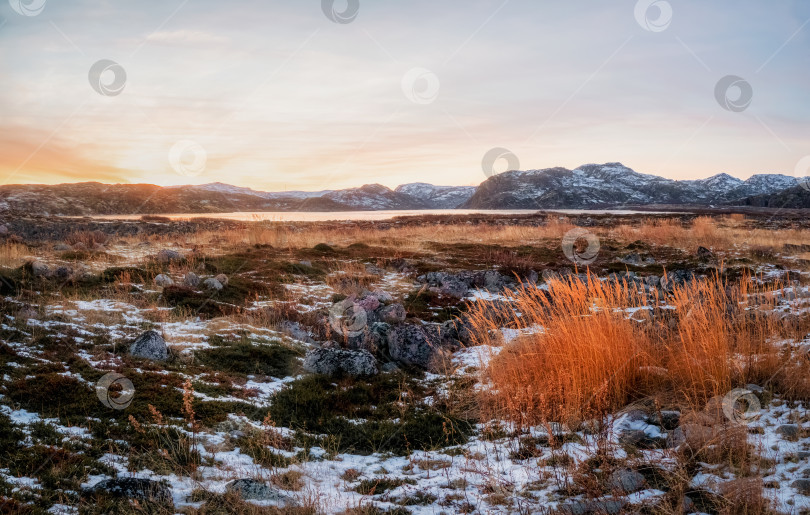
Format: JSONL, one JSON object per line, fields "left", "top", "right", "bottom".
{"left": 130, "top": 330, "right": 168, "bottom": 361}
{"left": 379, "top": 303, "right": 406, "bottom": 324}
{"left": 607, "top": 469, "right": 646, "bottom": 493}
{"left": 30, "top": 261, "right": 50, "bottom": 278}
{"left": 225, "top": 478, "right": 291, "bottom": 503}
{"left": 303, "top": 347, "right": 377, "bottom": 377}
{"left": 154, "top": 274, "right": 174, "bottom": 287}
{"left": 214, "top": 273, "right": 229, "bottom": 287}
{"left": 386, "top": 323, "right": 446, "bottom": 369}
{"left": 203, "top": 277, "right": 223, "bottom": 291}
{"left": 183, "top": 272, "right": 200, "bottom": 287}
{"left": 88, "top": 477, "right": 172, "bottom": 505}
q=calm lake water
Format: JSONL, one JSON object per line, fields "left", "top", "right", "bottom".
{"left": 89, "top": 209, "right": 676, "bottom": 222}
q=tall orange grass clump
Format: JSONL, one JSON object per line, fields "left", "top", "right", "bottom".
{"left": 469, "top": 272, "right": 786, "bottom": 428}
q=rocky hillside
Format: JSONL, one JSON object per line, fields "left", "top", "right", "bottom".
{"left": 733, "top": 184, "right": 810, "bottom": 209}
{"left": 0, "top": 182, "right": 474, "bottom": 216}
{"left": 461, "top": 163, "right": 803, "bottom": 209}
{"left": 1, "top": 165, "right": 806, "bottom": 215}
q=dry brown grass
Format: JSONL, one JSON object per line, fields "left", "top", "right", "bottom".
{"left": 469, "top": 272, "right": 794, "bottom": 427}
{"left": 0, "top": 241, "right": 31, "bottom": 267}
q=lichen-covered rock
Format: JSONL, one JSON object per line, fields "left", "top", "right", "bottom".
{"left": 183, "top": 272, "right": 200, "bottom": 287}
{"left": 226, "top": 478, "right": 291, "bottom": 503}
{"left": 379, "top": 303, "right": 406, "bottom": 324}
{"left": 203, "top": 277, "right": 223, "bottom": 291}
{"left": 303, "top": 347, "right": 377, "bottom": 377}
{"left": 356, "top": 294, "right": 380, "bottom": 313}
{"left": 130, "top": 330, "right": 168, "bottom": 361}
{"left": 607, "top": 469, "right": 645, "bottom": 493}
{"left": 386, "top": 323, "right": 446, "bottom": 369}
{"left": 88, "top": 477, "right": 172, "bottom": 505}
{"left": 154, "top": 274, "right": 174, "bottom": 287}
{"left": 30, "top": 261, "right": 50, "bottom": 278}
{"left": 214, "top": 273, "right": 229, "bottom": 287}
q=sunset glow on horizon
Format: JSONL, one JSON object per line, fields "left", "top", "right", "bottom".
{"left": 2, "top": 1, "right": 809, "bottom": 191}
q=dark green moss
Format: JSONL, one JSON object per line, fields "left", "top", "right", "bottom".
{"left": 269, "top": 374, "right": 475, "bottom": 455}
{"left": 194, "top": 341, "right": 302, "bottom": 378}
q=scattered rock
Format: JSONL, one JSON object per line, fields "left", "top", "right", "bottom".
{"left": 423, "top": 271, "right": 471, "bottom": 299}
{"left": 154, "top": 274, "right": 174, "bottom": 287}
{"left": 130, "top": 330, "right": 168, "bottom": 361}
{"left": 203, "top": 278, "right": 223, "bottom": 291}
{"left": 356, "top": 294, "right": 380, "bottom": 313}
{"left": 299, "top": 260, "right": 312, "bottom": 267}
{"left": 607, "top": 469, "right": 645, "bottom": 493}
{"left": 303, "top": 347, "right": 377, "bottom": 377}
{"left": 0, "top": 224, "right": 8, "bottom": 236}
{"left": 387, "top": 323, "right": 446, "bottom": 369}
{"left": 183, "top": 272, "right": 200, "bottom": 287}
{"left": 88, "top": 478, "right": 172, "bottom": 505}
{"left": 226, "top": 478, "right": 291, "bottom": 503}
{"left": 30, "top": 261, "right": 50, "bottom": 278}
{"left": 364, "top": 263, "right": 385, "bottom": 276}
{"left": 560, "top": 498, "right": 627, "bottom": 515}
{"left": 53, "top": 265, "right": 74, "bottom": 281}
{"left": 777, "top": 424, "right": 800, "bottom": 440}
{"left": 618, "top": 428, "right": 666, "bottom": 449}
{"left": 656, "top": 410, "right": 681, "bottom": 430}
{"left": 379, "top": 303, "right": 406, "bottom": 324}
{"left": 156, "top": 249, "right": 183, "bottom": 263}
{"left": 792, "top": 479, "right": 810, "bottom": 495}
{"left": 371, "top": 289, "right": 393, "bottom": 303}
{"left": 214, "top": 273, "right": 229, "bottom": 287}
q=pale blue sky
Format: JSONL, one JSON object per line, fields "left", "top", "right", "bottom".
{"left": 1, "top": 0, "right": 808, "bottom": 189}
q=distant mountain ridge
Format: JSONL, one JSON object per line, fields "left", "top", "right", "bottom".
{"left": 461, "top": 163, "right": 804, "bottom": 209}
{"left": 1, "top": 163, "right": 807, "bottom": 215}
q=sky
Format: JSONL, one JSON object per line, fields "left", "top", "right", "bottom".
{"left": 1, "top": 0, "right": 809, "bottom": 191}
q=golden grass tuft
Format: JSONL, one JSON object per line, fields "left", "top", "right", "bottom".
{"left": 469, "top": 272, "right": 792, "bottom": 427}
